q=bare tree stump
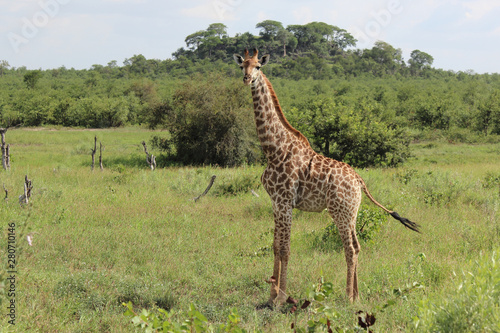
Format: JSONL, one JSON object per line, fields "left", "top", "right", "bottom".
{"left": 1, "top": 128, "right": 10, "bottom": 170}
{"left": 5, "top": 144, "right": 10, "bottom": 169}
{"left": 99, "top": 142, "right": 104, "bottom": 170}
{"left": 142, "top": 141, "right": 156, "bottom": 170}
{"left": 18, "top": 175, "right": 32, "bottom": 206}
{"left": 91, "top": 136, "right": 97, "bottom": 171}
{"left": 193, "top": 175, "right": 216, "bottom": 202}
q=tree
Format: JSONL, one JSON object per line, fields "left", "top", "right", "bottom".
{"left": 124, "top": 54, "right": 152, "bottom": 75}
{"left": 256, "top": 20, "right": 297, "bottom": 56}
{"left": 206, "top": 23, "right": 228, "bottom": 38}
{"left": 185, "top": 30, "right": 206, "bottom": 51}
{"left": 363, "top": 41, "right": 403, "bottom": 75}
{"left": 409, "top": 50, "right": 434, "bottom": 75}
{"left": 329, "top": 26, "right": 357, "bottom": 53}
{"left": 286, "top": 22, "right": 356, "bottom": 57}
{"left": 0, "top": 60, "right": 10, "bottom": 76}
{"left": 256, "top": 20, "right": 284, "bottom": 41}
{"left": 23, "top": 70, "right": 42, "bottom": 89}
{"left": 477, "top": 90, "right": 500, "bottom": 135}
{"left": 276, "top": 29, "right": 297, "bottom": 56}
{"left": 184, "top": 24, "right": 229, "bottom": 59}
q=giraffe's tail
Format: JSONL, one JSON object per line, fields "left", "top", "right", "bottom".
{"left": 358, "top": 176, "right": 421, "bottom": 233}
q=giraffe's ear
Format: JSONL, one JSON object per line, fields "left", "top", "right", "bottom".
{"left": 260, "top": 54, "right": 270, "bottom": 67}
{"left": 233, "top": 54, "right": 244, "bottom": 66}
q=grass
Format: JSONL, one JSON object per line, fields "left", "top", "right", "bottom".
{"left": 0, "top": 127, "right": 499, "bottom": 332}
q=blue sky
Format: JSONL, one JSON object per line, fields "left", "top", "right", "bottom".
{"left": 2, "top": 0, "right": 500, "bottom": 73}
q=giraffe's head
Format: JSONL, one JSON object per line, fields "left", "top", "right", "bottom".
{"left": 233, "top": 48, "right": 270, "bottom": 86}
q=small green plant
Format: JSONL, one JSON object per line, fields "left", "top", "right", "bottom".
{"left": 416, "top": 171, "right": 461, "bottom": 207}
{"left": 214, "top": 174, "right": 261, "bottom": 196}
{"left": 482, "top": 172, "right": 500, "bottom": 189}
{"left": 123, "top": 302, "right": 252, "bottom": 333}
{"left": 315, "top": 204, "right": 386, "bottom": 251}
{"left": 395, "top": 169, "right": 419, "bottom": 185}
{"left": 288, "top": 276, "right": 423, "bottom": 332}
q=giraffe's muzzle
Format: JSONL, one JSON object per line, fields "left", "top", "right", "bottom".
{"left": 243, "top": 74, "right": 252, "bottom": 85}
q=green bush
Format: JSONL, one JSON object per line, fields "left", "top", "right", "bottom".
{"left": 149, "top": 74, "right": 260, "bottom": 167}
{"left": 123, "top": 302, "right": 251, "bottom": 333}
{"left": 67, "top": 97, "right": 129, "bottom": 128}
{"left": 213, "top": 173, "right": 261, "bottom": 196}
{"left": 314, "top": 204, "right": 387, "bottom": 251}
{"left": 288, "top": 98, "right": 412, "bottom": 168}
{"left": 482, "top": 172, "right": 500, "bottom": 189}
{"left": 415, "top": 250, "right": 500, "bottom": 332}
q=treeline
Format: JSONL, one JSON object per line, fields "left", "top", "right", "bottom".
{"left": 0, "top": 22, "right": 500, "bottom": 167}
{"left": 173, "top": 21, "right": 437, "bottom": 79}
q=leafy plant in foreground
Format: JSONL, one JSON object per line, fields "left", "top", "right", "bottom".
{"left": 123, "top": 275, "right": 423, "bottom": 333}
{"left": 482, "top": 171, "right": 500, "bottom": 189}
{"left": 123, "top": 302, "right": 253, "bottom": 333}
{"left": 288, "top": 276, "right": 423, "bottom": 332}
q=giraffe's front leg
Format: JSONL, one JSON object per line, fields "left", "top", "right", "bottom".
{"left": 268, "top": 203, "right": 293, "bottom": 306}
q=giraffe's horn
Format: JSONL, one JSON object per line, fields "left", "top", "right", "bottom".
{"left": 244, "top": 48, "right": 250, "bottom": 60}
{"left": 252, "top": 48, "right": 259, "bottom": 59}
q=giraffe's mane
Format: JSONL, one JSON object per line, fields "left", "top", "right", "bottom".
{"left": 261, "top": 73, "right": 311, "bottom": 147}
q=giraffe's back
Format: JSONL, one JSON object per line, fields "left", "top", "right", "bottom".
{"left": 293, "top": 153, "right": 362, "bottom": 213}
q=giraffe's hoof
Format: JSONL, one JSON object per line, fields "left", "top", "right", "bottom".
{"left": 267, "top": 294, "right": 287, "bottom": 308}
{"left": 255, "top": 302, "right": 273, "bottom": 310}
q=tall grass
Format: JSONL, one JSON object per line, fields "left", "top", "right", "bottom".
{"left": 0, "top": 128, "right": 499, "bottom": 331}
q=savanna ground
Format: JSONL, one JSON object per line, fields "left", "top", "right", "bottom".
{"left": 0, "top": 127, "right": 499, "bottom": 332}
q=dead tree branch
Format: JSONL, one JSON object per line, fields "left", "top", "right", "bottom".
{"left": 142, "top": 141, "right": 156, "bottom": 170}
{"left": 99, "top": 142, "right": 104, "bottom": 170}
{"left": 91, "top": 136, "right": 97, "bottom": 171}
{"left": 1, "top": 127, "right": 10, "bottom": 170}
{"left": 19, "top": 175, "right": 32, "bottom": 206}
{"left": 193, "top": 175, "right": 216, "bottom": 202}
{"left": 3, "top": 183, "right": 8, "bottom": 201}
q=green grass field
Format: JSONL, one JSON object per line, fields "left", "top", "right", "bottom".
{"left": 1, "top": 128, "right": 499, "bottom": 332}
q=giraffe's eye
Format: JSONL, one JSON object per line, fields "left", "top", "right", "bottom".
{"left": 256, "top": 66, "right": 261, "bottom": 70}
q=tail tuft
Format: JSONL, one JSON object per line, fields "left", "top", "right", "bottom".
{"left": 390, "top": 211, "right": 421, "bottom": 233}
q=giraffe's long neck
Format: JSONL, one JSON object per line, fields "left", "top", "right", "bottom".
{"left": 251, "top": 72, "right": 310, "bottom": 162}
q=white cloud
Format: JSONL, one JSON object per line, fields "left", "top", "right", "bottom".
{"left": 181, "top": 1, "right": 239, "bottom": 21}
{"left": 0, "top": 0, "right": 33, "bottom": 13}
{"left": 463, "top": 0, "right": 500, "bottom": 20}
{"left": 292, "top": 6, "right": 313, "bottom": 24}
{"left": 104, "top": 0, "right": 145, "bottom": 2}
{"left": 256, "top": 11, "right": 268, "bottom": 22}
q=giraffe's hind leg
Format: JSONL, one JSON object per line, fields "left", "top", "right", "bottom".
{"left": 327, "top": 191, "right": 361, "bottom": 302}
{"left": 350, "top": 227, "right": 360, "bottom": 300}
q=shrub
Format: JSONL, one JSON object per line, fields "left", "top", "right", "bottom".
{"left": 482, "top": 172, "right": 500, "bottom": 189}
{"left": 67, "top": 97, "right": 129, "bottom": 128}
{"left": 315, "top": 204, "right": 387, "bottom": 251}
{"left": 149, "top": 74, "right": 261, "bottom": 167}
{"left": 123, "top": 302, "right": 250, "bottom": 333}
{"left": 288, "top": 98, "right": 412, "bottom": 168}
{"left": 213, "top": 173, "right": 261, "bottom": 196}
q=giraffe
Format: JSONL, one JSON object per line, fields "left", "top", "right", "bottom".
{"left": 233, "top": 49, "right": 420, "bottom": 306}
